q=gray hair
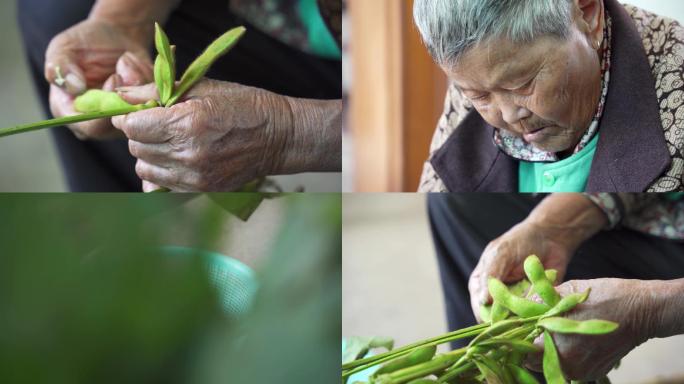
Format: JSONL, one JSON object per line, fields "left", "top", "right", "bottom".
{"left": 413, "top": 0, "right": 574, "bottom": 66}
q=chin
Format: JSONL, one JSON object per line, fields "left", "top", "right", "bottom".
{"left": 529, "top": 140, "right": 574, "bottom": 154}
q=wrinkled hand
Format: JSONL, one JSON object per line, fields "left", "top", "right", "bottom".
{"left": 526, "top": 278, "right": 659, "bottom": 381}
{"left": 111, "top": 79, "right": 294, "bottom": 192}
{"left": 45, "top": 19, "right": 154, "bottom": 139}
{"left": 468, "top": 219, "right": 575, "bottom": 322}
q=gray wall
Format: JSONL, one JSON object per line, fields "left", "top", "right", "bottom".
{"left": 0, "top": 0, "right": 66, "bottom": 191}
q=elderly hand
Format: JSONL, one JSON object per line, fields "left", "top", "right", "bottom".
{"left": 468, "top": 194, "right": 608, "bottom": 321}
{"left": 112, "top": 79, "right": 342, "bottom": 192}
{"left": 45, "top": 19, "right": 154, "bottom": 139}
{"left": 525, "top": 278, "right": 669, "bottom": 381}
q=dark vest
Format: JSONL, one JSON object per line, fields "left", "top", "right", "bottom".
{"left": 431, "top": 0, "right": 671, "bottom": 192}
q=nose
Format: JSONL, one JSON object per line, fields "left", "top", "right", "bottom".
{"left": 499, "top": 98, "right": 532, "bottom": 126}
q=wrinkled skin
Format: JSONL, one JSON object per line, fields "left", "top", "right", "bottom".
{"left": 469, "top": 219, "right": 575, "bottom": 322}
{"left": 45, "top": 19, "right": 154, "bottom": 139}
{"left": 442, "top": 0, "right": 605, "bottom": 155}
{"left": 526, "top": 279, "right": 658, "bottom": 381}
{"left": 469, "top": 194, "right": 606, "bottom": 321}
{"left": 112, "top": 79, "right": 294, "bottom": 192}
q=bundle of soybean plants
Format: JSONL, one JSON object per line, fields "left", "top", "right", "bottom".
{"left": 342, "top": 255, "right": 618, "bottom": 384}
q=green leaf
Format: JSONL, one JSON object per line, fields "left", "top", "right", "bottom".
{"left": 154, "top": 22, "right": 176, "bottom": 104}
{"left": 166, "top": 26, "right": 246, "bottom": 107}
{"left": 342, "top": 337, "right": 394, "bottom": 365}
{"left": 538, "top": 317, "right": 619, "bottom": 335}
{"left": 207, "top": 193, "right": 265, "bottom": 221}
{"left": 543, "top": 331, "right": 567, "bottom": 384}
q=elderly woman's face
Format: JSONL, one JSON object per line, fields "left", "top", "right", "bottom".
{"left": 444, "top": 28, "right": 602, "bottom": 154}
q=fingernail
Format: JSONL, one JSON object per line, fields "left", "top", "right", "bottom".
{"left": 115, "top": 86, "right": 132, "bottom": 93}
{"left": 479, "top": 292, "right": 488, "bottom": 305}
{"left": 65, "top": 73, "right": 86, "bottom": 94}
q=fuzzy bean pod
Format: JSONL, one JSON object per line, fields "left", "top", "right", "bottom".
{"left": 542, "top": 331, "right": 566, "bottom": 384}
{"left": 507, "top": 364, "right": 541, "bottom": 384}
{"left": 538, "top": 317, "right": 619, "bottom": 335}
{"left": 524, "top": 255, "right": 561, "bottom": 307}
{"left": 488, "top": 278, "right": 550, "bottom": 318}
{"left": 372, "top": 346, "right": 437, "bottom": 377}
{"left": 542, "top": 289, "right": 591, "bottom": 318}
{"left": 74, "top": 90, "right": 134, "bottom": 113}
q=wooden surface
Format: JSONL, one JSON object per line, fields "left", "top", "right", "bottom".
{"left": 348, "top": 0, "right": 446, "bottom": 192}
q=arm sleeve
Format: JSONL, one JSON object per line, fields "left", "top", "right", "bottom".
{"left": 418, "top": 83, "right": 473, "bottom": 192}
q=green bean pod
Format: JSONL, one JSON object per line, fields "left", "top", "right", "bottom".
{"left": 488, "top": 278, "right": 550, "bottom": 318}
{"left": 375, "top": 353, "right": 461, "bottom": 384}
{"left": 480, "top": 304, "right": 492, "bottom": 323}
{"left": 538, "top": 317, "right": 619, "bottom": 335}
{"left": 406, "top": 379, "right": 438, "bottom": 383}
{"left": 545, "top": 269, "right": 558, "bottom": 285}
{"left": 477, "top": 338, "right": 540, "bottom": 354}
{"left": 372, "top": 346, "right": 437, "bottom": 377}
{"left": 524, "top": 255, "right": 561, "bottom": 306}
{"left": 74, "top": 90, "right": 134, "bottom": 113}
{"left": 507, "top": 364, "right": 540, "bottom": 384}
{"left": 542, "top": 289, "right": 591, "bottom": 318}
{"left": 491, "top": 302, "right": 510, "bottom": 323}
{"left": 542, "top": 331, "right": 566, "bottom": 384}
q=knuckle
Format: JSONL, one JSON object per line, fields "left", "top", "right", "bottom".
{"left": 135, "top": 160, "right": 149, "bottom": 180}
{"left": 128, "top": 141, "right": 140, "bottom": 158}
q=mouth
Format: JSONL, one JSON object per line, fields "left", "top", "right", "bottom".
{"left": 523, "top": 125, "right": 552, "bottom": 143}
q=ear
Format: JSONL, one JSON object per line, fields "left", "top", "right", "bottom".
{"left": 573, "top": 0, "right": 605, "bottom": 50}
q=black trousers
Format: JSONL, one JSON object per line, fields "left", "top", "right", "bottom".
{"left": 18, "top": 0, "right": 341, "bottom": 191}
{"left": 427, "top": 194, "right": 684, "bottom": 351}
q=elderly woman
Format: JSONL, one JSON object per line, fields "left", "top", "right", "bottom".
{"left": 19, "top": 0, "right": 341, "bottom": 192}
{"left": 415, "top": 0, "right": 684, "bottom": 192}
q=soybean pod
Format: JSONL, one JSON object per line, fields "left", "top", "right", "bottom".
{"left": 372, "top": 346, "right": 437, "bottom": 377}
{"left": 538, "top": 317, "right": 619, "bottom": 335}
{"left": 507, "top": 364, "right": 540, "bottom": 384}
{"left": 542, "top": 331, "right": 566, "bottom": 384}
{"left": 488, "top": 278, "right": 550, "bottom": 318}
{"left": 542, "top": 289, "right": 591, "bottom": 318}
{"left": 524, "top": 255, "right": 561, "bottom": 306}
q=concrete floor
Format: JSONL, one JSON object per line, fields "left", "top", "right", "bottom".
{"left": 0, "top": 0, "right": 340, "bottom": 192}
{"left": 342, "top": 194, "right": 684, "bottom": 384}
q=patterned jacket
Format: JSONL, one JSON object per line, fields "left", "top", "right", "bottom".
{"left": 419, "top": 0, "right": 684, "bottom": 193}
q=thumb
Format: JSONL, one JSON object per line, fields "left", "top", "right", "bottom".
{"left": 116, "top": 83, "right": 159, "bottom": 105}
{"left": 45, "top": 39, "right": 86, "bottom": 95}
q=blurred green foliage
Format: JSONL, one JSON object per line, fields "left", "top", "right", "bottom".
{"left": 0, "top": 193, "right": 341, "bottom": 383}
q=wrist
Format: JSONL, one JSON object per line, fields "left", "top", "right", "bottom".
{"left": 647, "top": 279, "right": 684, "bottom": 339}
{"left": 275, "top": 97, "right": 342, "bottom": 174}
{"left": 89, "top": 0, "right": 180, "bottom": 42}
{"left": 526, "top": 194, "right": 607, "bottom": 251}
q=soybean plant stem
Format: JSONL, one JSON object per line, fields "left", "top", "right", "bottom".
{"left": 342, "top": 323, "right": 489, "bottom": 371}
{"left": 0, "top": 104, "right": 155, "bottom": 138}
